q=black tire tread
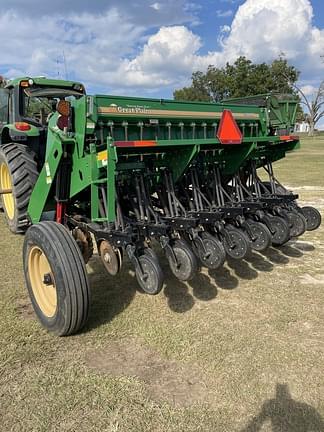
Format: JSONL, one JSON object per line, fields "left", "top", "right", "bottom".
{"left": 223, "top": 224, "right": 251, "bottom": 259}
{"left": 200, "top": 231, "right": 226, "bottom": 269}
{"left": 0, "top": 143, "right": 38, "bottom": 233}
{"left": 136, "top": 254, "right": 164, "bottom": 295}
{"left": 23, "top": 222, "right": 90, "bottom": 336}
{"left": 301, "top": 206, "right": 322, "bottom": 231}
{"left": 246, "top": 219, "right": 272, "bottom": 251}
{"left": 168, "top": 238, "right": 198, "bottom": 281}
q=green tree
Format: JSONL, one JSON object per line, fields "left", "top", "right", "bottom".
{"left": 174, "top": 56, "right": 300, "bottom": 102}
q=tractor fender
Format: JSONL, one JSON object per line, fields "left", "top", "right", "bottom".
{"left": 1, "top": 124, "right": 40, "bottom": 145}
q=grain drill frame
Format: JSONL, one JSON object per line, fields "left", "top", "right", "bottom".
{"left": 0, "top": 77, "right": 321, "bottom": 335}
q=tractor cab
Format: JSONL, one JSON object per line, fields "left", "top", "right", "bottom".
{"left": 0, "top": 77, "right": 85, "bottom": 163}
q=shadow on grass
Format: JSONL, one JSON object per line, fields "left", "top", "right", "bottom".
{"left": 84, "top": 238, "right": 314, "bottom": 327}
{"left": 276, "top": 244, "right": 303, "bottom": 258}
{"left": 260, "top": 247, "right": 290, "bottom": 265}
{"left": 290, "top": 241, "right": 316, "bottom": 252}
{"left": 241, "top": 383, "right": 324, "bottom": 432}
{"left": 227, "top": 257, "right": 259, "bottom": 280}
{"left": 85, "top": 257, "right": 137, "bottom": 332}
{"left": 190, "top": 272, "right": 218, "bottom": 301}
{"left": 163, "top": 263, "right": 218, "bottom": 313}
{"left": 208, "top": 266, "right": 239, "bottom": 290}
{"left": 164, "top": 278, "right": 195, "bottom": 313}
{"left": 245, "top": 251, "right": 274, "bottom": 272}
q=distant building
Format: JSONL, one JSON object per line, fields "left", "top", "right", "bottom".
{"left": 294, "top": 122, "right": 310, "bottom": 133}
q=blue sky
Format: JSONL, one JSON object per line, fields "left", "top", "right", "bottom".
{"left": 0, "top": 0, "right": 324, "bottom": 104}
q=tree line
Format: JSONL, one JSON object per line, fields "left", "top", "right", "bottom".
{"left": 1, "top": 60, "right": 323, "bottom": 135}
{"left": 0, "top": 76, "right": 8, "bottom": 88}
{"left": 174, "top": 56, "right": 324, "bottom": 136}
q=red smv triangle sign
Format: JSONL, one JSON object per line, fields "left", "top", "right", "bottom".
{"left": 217, "top": 109, "right": 243, "bottom": 144}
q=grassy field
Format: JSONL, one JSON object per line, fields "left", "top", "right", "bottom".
{"left": 0, "top": 137, "right": 323, "bottom": 432}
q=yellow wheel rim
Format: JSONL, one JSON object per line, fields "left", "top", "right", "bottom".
{"left": 0, "top": 162, "right": 15, "bottom": 220}
{"left": 28, "top": 246, "right": 57, "bottom": 318}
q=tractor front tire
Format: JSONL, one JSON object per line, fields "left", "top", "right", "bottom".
{"left": 23, "top": 222, "right": 90, "bottom": 336}
{"left": 0, "top": 143, "right": 38, "bottom": 233}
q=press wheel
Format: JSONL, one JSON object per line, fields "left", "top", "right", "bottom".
{"left": 135, "top": 254, "right": 164, "bottom": 295}
{"left": 144, "top": 246, "right": 159, "bottom": 262}
{"left": 266, "top": 215, "right": 290, "bottom": 246}
{"left": 223, "top": 225, "right": 250, "bottom": 260}
{"left": 301, "top": 206, "right": 322, "bottom": 231}
{"left": 284, "top": 210, "right": 306, "bottom": 237}
{"left": 166, "top": 239, "right": 198, "bottom": 281}
{"left": 194, "top": 232, "right": 226, "bottom": 269}
{"left": 245, "top": 219, "right": 272, "bottom": 252}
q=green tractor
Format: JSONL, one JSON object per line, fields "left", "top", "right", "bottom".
{"left": 0, "top": 77, "right": 321, "bottom": 336}
{"left": 0, "top": 77, "right": 85, "bottom": 232}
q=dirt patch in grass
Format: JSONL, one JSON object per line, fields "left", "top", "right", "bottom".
{"left": 299, "top": 273, "right": 324, "bottom": 285}
{"left": 285, "top": 186, "right": 324, "bottom": 192}
{"left": 1, "top": 137, "right": 324, "bottom": 431}
{"left": 85, "top": 338, "right": 213, "bottom": 408}
{"left": 15, "top": 296, "right": 35, "bottom": 320}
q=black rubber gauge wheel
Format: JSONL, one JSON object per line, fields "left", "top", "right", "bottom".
{"left": 194, "top": 232, "right": 226, "bottom": 269}
{"left": 166, "top": 239, "right": 199, "bottom": 281}
{"left": 284, "top": 210, "right": 307, "bottom": 238}
{"left": 266, "top": 215, "right": 290, "bottom": 246}
{"left": 135, "top": 254, "right": 164, "bottom": 295}
{"left": 301, "top": 206, "right": 322, "bottom": 231}
{"left": 245, "top": 219, "right": 272, "bottom": 252}
{"left": 223, "top": 225, "right": 251, "bottom": 260}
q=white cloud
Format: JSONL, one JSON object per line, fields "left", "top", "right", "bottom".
{"left": 216, "top": 9, "right": 233, "bottom": 18}
{"left": 0, "top": 0, "right": 194, "bottom": 26}
{"left": 220, "top": 25, "right": 231, "bottom": 33}
{"left": 114, "top": 26, "right": 203, "bottom": 88}
{"left": 150, "top": 2, "right": 161, "bottom": 10}
{"left": 116, "top": 0, "right": 324, "bottom": 91}
{"left": 220, "top": 0, "right": 321, "bottom": 64}
{"left": 0, "top": 9, "right": 144, "bottom": 86}
{"left": 0, "top": 0, "right": 323, "bottom": 96}
{"left": 300, "top": 84, "right": 319, "bottom": 96}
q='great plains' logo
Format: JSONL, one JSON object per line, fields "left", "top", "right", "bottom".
{"left": 109, "top": 103, "right": 151, "bottom": 115}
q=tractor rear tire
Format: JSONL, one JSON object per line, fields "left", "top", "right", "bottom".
{"left": 23, "top": 221, "right": 90, "bottom": 336}
{"left": 0, "top": 143, "right": 38, "bottom": 233}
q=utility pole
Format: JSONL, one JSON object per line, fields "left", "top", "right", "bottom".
{"left": 62, "top": 51, "right": 69, "bottom": 81}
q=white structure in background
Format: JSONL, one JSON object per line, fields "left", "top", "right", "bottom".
{"left": 294, "top": 121, "right": 310, "bottom": 133}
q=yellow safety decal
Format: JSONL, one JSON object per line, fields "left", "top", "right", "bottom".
{"left": 97, "top": 150, "right": 108, "bottom": 161}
